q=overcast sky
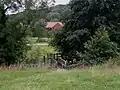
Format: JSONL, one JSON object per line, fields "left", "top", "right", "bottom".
{"left": 55, "top": 0, "right": 70, "bottom": 5}
{"left": 6, "top": 0, "right": 70, "bottom": 15}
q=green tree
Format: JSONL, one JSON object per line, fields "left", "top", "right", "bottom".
{"left": 52, "top": 0, "right": 120, "bottom": 63}
{"left": 0, "top": 4, "right": 29, "bottom": 65}
{"left": 82, "top": 28, "right": 119, "bottom": 65}
{"left": 0, "top": 0, "right": 55, "bottom": 65}
{"left": 7, "top": 0, "right": 55, "bottom": 38}
{"left": 46, "top": 4, "right": 71, "bottom": 22}
{"left": 19, "top": 0, "right": 54, "bottom": 38}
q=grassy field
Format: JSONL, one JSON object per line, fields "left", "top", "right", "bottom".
{"left": 0, "top": 67, "right": 120, "bottom": 90}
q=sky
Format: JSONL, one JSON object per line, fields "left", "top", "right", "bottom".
{"left": 6, "top": 0, "right": 70, "bottom": 15}
{"left": 55, "top": 0, "right": 70, "bottom": 5}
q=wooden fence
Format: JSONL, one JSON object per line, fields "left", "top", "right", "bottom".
{"left": 41, "top": 53, "right": 84, "bottom": 69}
{"left": 42, "top": 53, "right": 66, "bottom": 68}
{"left": 0, "top": 53, "right": 84, "bottom": 70}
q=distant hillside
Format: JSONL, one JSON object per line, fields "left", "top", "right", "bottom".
{"left": 47, "top": 4, "right": 71, "bottom": 22}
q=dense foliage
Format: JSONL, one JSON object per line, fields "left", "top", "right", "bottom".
{"left": 25, "top": 46, "right": 55, "bottom": 64}
{"left": 78, "top": 28, "right": 119, "bottom": 65}
{"left": 0, "top": 4, "right": 29, "bottom": 65}
{"left": 7, "top": 3, "right": 70, "bottom": 39}
{"left": 0, "top": 0, "right": 55, "bottom": 65}
{"left": 47, "top": 5, "right": 71, "bottom": 22}
{"left": 52, "top": 0, "right": 120, "bottom": 65}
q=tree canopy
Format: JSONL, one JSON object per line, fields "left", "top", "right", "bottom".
{"left": 52, "top": 0, "right": 120, "bottom": 65}
{"left": 0, "top": 0, "right": 55, "bottom": 65}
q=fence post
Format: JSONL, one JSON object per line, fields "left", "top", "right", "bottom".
{"left": 49, "top": 59, "right": 52, "bottom": 67}
{"left": 53, "top": 54, "right": 55, "bottom": 59}
{"left": 56, "top": 53, "right": 59, "bottom": 61}
{"left": 43, "top": 56, "right": 46, "bottom": 66}
{"left": 47, "top": 54, "right": 49, "bottom": 63}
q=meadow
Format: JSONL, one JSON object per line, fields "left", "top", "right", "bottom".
{"left": 0, "top": 67, "right": 120, "bottom": 90}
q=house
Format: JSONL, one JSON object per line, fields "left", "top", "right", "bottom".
{"left": 45, "top": 22, "right": 64, "bottom": 31}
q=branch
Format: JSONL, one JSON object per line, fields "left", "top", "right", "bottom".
{"left": 4, "top": 6, "right": 11, "bottom": 13}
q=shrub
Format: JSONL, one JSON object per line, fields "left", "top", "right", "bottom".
{"left": 81, "top": 28, "right": 120, "bottom": 66}
{"left": 0, "top": 5, "right": 29, "bottom": 65}
{"left": 25, "top": 45, "right": 55, "bottom": 64}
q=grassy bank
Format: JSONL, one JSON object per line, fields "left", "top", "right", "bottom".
{"left": 0, "top": 67, "right": 120, "bottom": 90}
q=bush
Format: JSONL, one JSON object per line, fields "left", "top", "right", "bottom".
{"left": 0, "top": 5, "right": 29, "bottom": 65}
{"left": 25, "top": 45, "right": 55, "bottom": 64}
{"left": 79, "top": 28, "right": 120, "bottom": 66}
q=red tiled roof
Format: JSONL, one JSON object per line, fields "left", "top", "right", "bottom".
{"left": 46, "top": 22, "right": 64, "bottom": 28}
